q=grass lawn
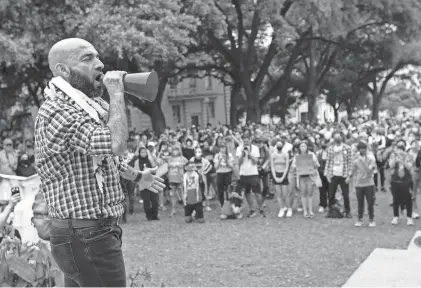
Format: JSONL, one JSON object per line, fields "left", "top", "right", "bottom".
{"left": 121, "top": 191, "right": 421, "bottom": 287}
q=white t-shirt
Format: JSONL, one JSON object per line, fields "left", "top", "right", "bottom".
{"left": 236, "top": 144, "right": 260, "bottom": 176}
{"left": 332, "top": 145, "right": 344, "bottom": 176}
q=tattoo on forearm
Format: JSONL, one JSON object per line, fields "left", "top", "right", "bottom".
{"left": 107, "top": 92, "right": 128, "bottom": 154}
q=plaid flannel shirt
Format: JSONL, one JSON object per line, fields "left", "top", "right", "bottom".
{"left": 324, "top": 144, "right": 353, "bottom": 179}
{"left": 34, "top": 89, "right": 128, "bottom": 219}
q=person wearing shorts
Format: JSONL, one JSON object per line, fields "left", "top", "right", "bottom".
{"left": 236, "top": 134, "right": 263, "bottom": 218}
{"left": 271, "top": 139, "right": 291, "bottom": 218}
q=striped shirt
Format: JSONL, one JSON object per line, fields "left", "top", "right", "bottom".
{"left": 34, "top": 89, "right": 128, "bottom": 219}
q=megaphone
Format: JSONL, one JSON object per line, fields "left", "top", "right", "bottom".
{"left": 98, "top": 71, "right": 159, "bottom": 102}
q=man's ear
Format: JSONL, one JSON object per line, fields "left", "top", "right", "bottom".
{"left": 54, "top": 63, "right": 71, "bottom": 78}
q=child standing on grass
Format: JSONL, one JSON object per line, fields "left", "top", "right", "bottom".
{"left": 167, "top": 146, "right": 188, "bottom": 217}
{"left": 183, "top": 161, "right": 205, "bottom": 223}
{"left": 352, "top": 142, "right": 376, "bottom": 228}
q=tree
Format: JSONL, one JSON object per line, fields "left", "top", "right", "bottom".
{"left": 380, "top": 84, "right": 421, "bottom": 115}
{"left": 77, "top": 0, "right": 200, "bottom": 135}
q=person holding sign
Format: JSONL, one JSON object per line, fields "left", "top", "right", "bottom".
{"left": 292, "top": 141, "right": 321, "bottom": 218}
{"left": 270, "top": 139, "right": 291, "bottom": 218}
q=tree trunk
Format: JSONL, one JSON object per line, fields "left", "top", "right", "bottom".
{"left": 345, "top": 103, "right": 352, "bottom": 119}
{"left": 333, "top": 106, "right": 339, "bottom": 121}
{"left": 229, "top": 83, "right": 241, "bottom": 127}
{"left": 307, "top": 91, "right": 317, "bottom": 122}
{"left": 147, "top": 101, "right": 166, "bottom": 135}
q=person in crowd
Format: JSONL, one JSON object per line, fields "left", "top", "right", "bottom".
{"left": 202, "top": 142, "right": 218, "bottom": 201}
{"left": 34, "top": 38, "right": 165, "bottom": 287}
{"left": 410, "top": 139, "right": 421, "bottom": 219}
{"left": 16, "top": 139, "right": 37, "bottom": 177}
{"left": 316, "top": 139, "right": 329, "bottom": 213}
{"left": 167, "top": 146, "right": 188, "bottom": 216}
{"left": 123, "top": 140, "right": 138, "bottom": 215}
{"left": 183, "top": 161, "right": 205, "bottom": 223}
{"left": 324, "top": 131, "right": 353, "bottom": 218}
{"left": 214, "top": 143, "right": 234, "bottom": 207}
{"left": 191, "top": 147, "right": 212, "bottom": 211}
{"left": 270, "top": 139, "right": 291, "bottom": 218}
{"left": 136, "top": 147, "right": 159, "bottom": 221}
{"left": 0, "top": 138, "right": 18, "bottom": 175}
{"left": 353, "top": 142, "right": 377, "bottom": 227}
{"left": 182, "top": 137, "right": 195, "bottom": 160}
{"left": 292, "top": 141, "right": 320, "bottom": 218}
{"left": 390, "top": 139, "right": 414, "bottom": 226}
{"left": 256, "top": 137, "right": 271, "bottom": 200}
{"left": 0, "top": 193, "right": 21, "bottom": 231}
{"left": 236, "top": 134, "right": 264, "bottom": 217}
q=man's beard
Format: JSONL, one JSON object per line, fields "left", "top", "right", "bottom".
{"left": 69, "top": 69, "right": 103, "bottom": 98}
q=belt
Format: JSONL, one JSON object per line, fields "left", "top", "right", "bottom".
{"left": 51, "top": 217, "right": 121, "bottom": 229}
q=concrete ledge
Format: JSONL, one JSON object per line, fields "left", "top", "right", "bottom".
{"left": 343, "top": 248, "right": 421, "bottom": 287}
{"left": 407, "top": 230, "right": 421, "bottom": 251}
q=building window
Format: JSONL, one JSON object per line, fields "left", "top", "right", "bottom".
{"left": 208, "top": 101, "right": 215, "bottom": 118}
{"left": 189, "top": 78, "right": 197, "bottom": 88}
{"left": 191, "top": 115, "right": 199, "bottom": 127}
{"left": 205, "top": 75, "right": 212, "bottom": 90}
{"left": 172, "top": 105, "right": 181, "bottom": 123}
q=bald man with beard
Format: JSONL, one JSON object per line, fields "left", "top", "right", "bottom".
{"left": 34, "top": 38, "right": 165, "bottom": 287}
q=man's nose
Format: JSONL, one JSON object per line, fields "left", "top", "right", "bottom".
{"left": 94, "top": 58, "right": 104, "bottom": 71}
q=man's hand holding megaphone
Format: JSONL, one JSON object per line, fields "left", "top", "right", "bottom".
{"left": 98, "top": 70, "right": 159, "bottom": 102}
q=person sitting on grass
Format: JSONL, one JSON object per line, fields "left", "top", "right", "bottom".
{"left": 183, "top": 161, "right": 205, "bottom": 223}
{"left": 220, "top": 192, "right": 243, "bottom": 220}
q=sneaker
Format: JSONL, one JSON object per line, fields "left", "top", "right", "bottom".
{"left": 308, "top": 212, "right": 314, "bottom": 218}
{"left": 345, "top": 212, "right": 352, "bottom": 219}
{"left": 304, "top": 212, "right": 310, "bottom": 218}
{"left": 412, "top": 212, "right": 420, "bottom": 219}
{"left": 286, "top": 208, "right": 293, "bottom": 218}
{"left": 278, "top": 208, "right": 286, "bottom": 218}
{"left": 407, "top": 218, "right": 414, "bottom": 226}
{"left": 248, "top": 211, "right": 257, "bottom": 218}
{"left": 260, "top": 210, "right": 266, "bottom": 218}
{"left": 318, "top": 206, "right": 325, "bottom": 213}
{"left": 369, "top": 221, "right": 376, "bottom": 227}
{"left": 205, "top": 206, "right": 212, "bottom": 212}
{"left": 391, "top": 217, "right": 399, "bottom": 225}
{"left": 237, "top": 213, "right": 243, "bottom": 219}
{"left": 355, "top": 220, "right": 363, "bottom": 227}
{"left": 262, "top": 203, "right": 267, "bottom": 208}
{"left": 139, "top": 199, "right": 143, "bottom": 204}
{"left": 297, "top": 208, "right": 303, "bottom": 212}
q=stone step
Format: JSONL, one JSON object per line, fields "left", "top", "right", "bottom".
{"left": 343, "top": 248, "right": 421, "bottom": 287}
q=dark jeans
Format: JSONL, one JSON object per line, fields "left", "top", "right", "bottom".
{"left": 356, "top": 186, "right": 375, "bottom": 220}
{"left": 141, "top": 190, "right": 159, "bottom": 220}
{"left": 319, "top": 172, "right": 329, "bottom": 208}
{"left": 391, "top": 181, "right": 412, "bottom": 217}
{"left": 50, "top": 220, "right": 125, "bottom": 287}
{"left": 216, "top": 171, "right": 232, "bottom": 206}
{"left": 374, "top": 162, "right": 385, "bottom": 188}
{"left": 126, "top": 181, "right": 136, "bottom": 213}
{"left": 259, "top": 171, "right": 270, "bottom": 198}
{"left": 328, "top": 176, "right": 350, "bottom": 214}
{"left": 185, "top": 202, "right": 204, "bottom": 219}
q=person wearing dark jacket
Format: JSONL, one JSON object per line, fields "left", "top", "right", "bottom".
{"left": 135, "top": 147, "right": 159, "bottom": 220}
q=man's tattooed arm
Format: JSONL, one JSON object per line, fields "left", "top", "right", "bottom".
{"left": 107, "top": 92, "right": 128, "bottom": 156}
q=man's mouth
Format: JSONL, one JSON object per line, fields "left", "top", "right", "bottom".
{"left": 95, "top": 74, "right": 104, "bottom": 85}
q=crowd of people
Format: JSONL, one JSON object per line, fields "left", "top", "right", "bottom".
{"left": 119, "top": 114, "right": 421, "bottom": 228}
{"left": 1, "top": 112, "right": 421, "bottom": 231}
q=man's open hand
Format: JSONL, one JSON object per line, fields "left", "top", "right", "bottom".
{"left": 137, "top": 167, "right": 166, "bottom": 193}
